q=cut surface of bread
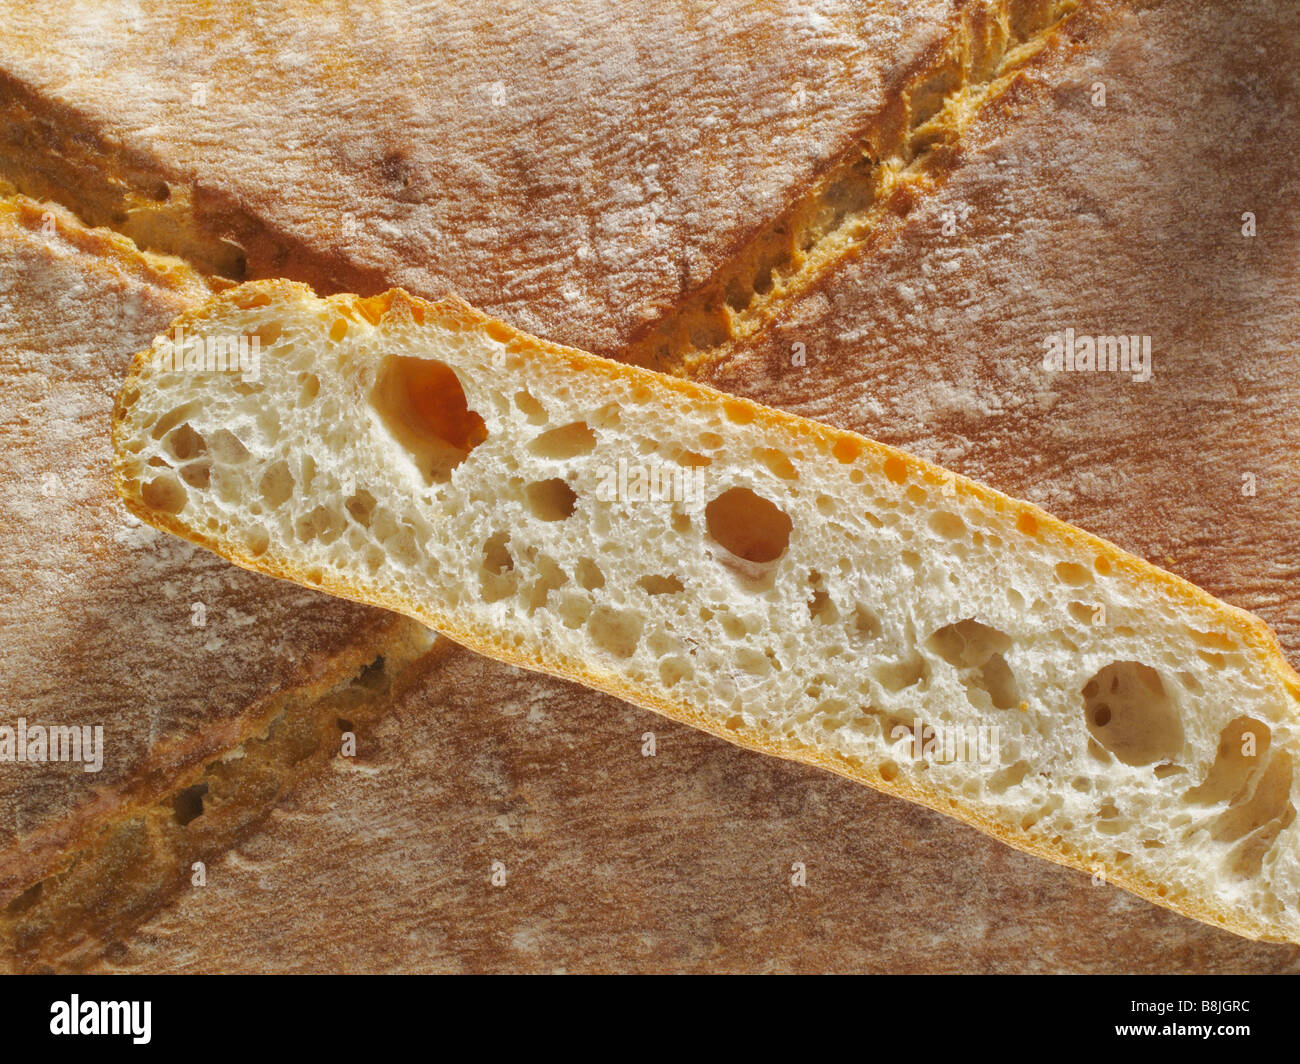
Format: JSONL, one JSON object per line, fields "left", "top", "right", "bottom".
{"left": 113, "top": 280, "right": 1300, "bottom": 943}
{"left": 0, "top": 197, "right": 432, "bottom": 972}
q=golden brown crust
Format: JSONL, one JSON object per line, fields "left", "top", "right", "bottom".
{"left": 0, "top": 0, "right": 1016, "bottom": 355}
{"left": 114, "top": 278, "right": 1300, "bottom": 943}
{"left": 0, "top": 195, "right": 430, "bottom": 968}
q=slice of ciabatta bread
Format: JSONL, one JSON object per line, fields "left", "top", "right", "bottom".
{"left": 112, "top": 280, "right": 1300, "bottom": 943}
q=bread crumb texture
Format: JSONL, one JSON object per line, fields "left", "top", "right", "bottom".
{"left": 111, "top": 280, "right": 1300, "bottom": 943}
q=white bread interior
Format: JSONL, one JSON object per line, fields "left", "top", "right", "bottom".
{"left": 113, "top": 280, "right": 1300, "bottom": 943}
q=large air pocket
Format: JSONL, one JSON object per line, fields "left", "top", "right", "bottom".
{"left": 371, "top": 355, "right": 487, "bottom": 483}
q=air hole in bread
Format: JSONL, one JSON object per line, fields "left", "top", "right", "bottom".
{"left": 526, "top": 554, "right": 568, "bottom": 612}
{"left": 513, "top": 390, "right": 548, "bottom": 424}
{"left": 638, "top": 574, "right": 685, "bottom": 596}
{"left": 296, "top": 505, "right": 346, "bottom": 545}
{"left": 254, "top": 321, "right": 282, "bottom": 345}
{"left": 1092, "top": 806, "right": 1133, "bottom": 832}
{"left": 297, "top": 372, "right": 320, "bottom": 405}
{"left": 528, "top": 421, "right": 597, "bottom": 460}
{"left": 677, "top": 450, "right": 712, "bottom": 468}
{"left": 815, "top": 160, "right": 874, "bottom": 245}
{"left": 371, "top": 355, "right": 487, "bottom": 484}
{"left": 722, "top": 400, "right": 754, "bottom": 425}
{"left": 1082, "top": 661, "right": 1182, "bottom": 766}
{"left": 575, "top": 557, "right": 604, "bottom": 591}
{"left": 980, "top": 654, "right": 1020, "bottom": 710}
{"left": 345, "top": 489, "right": 378, "bottom": 528}
{"left": 299, "top": 455, "right": 316, "bottom": 496}
{"left": 1095, "top": 799, "right": 1131, "bottom": 835}
{"left": 737, "top": 648, "right": 771, "bottom": 677}
{"left": 756, "top": 447, "right": 797, "bottom": 480}
{"left": 246, "top": 525, "right": 270, "bottom": 557}
{"left": 705, "top": 487, "right": 792, "bottom": 564}
{"left": 1020, "top": 796, "right": 1062, "bottom": 831}
{"left": 928, "top": 509, "right": 965, "bottom": 539}
{"left": 1181, "top": 715, "right": 1296, "bottom": 872}
{"left": 480, "top": 531, "right": 517, "bottom": 603}
{"left": 928, "top": 619, "right": 1020, "bottom": 710}
{"left": 150, "top": 401, "right": 202, "bottom": 440}
{"left": 882, "top": 455, "right": 907, "bottom": 484}
{"left": 1055, "top": 561, "right": 1092, "bottom": 587}
{"left": 988, "top": 760, "right": 1031, "bottom": 795}
{"left": 1068, "top": 601, "right": 1095, "bottom": 626}
{"left": 208, "top": 428, "right": 250, "bottom": 464}
{"left": 660, "top": 657, "right": 694, "bottom": 688}
{"left": 927, "top": 618, "right": 1011, "bottom": 668}
{"left": 141, "top": 473, "right": 187, "bottom": 514}
{"left": 587, "top": 606, "right": 643, "bottom": 659}
{"left": 724, "top": 277, "right": 751, "bottom": 311}
{"left": 1218, "top": 752, "right": 1296, "bottom": 875}
{"left": 831, "top": 438, "right": 860, "bottom": 465}
{"left": 1185, "top": 717, "right": 1272, "bottom": 806}
{"left": 165, "top": 423, "right": 207, "bottom": 461}
{"left": 557, "top": 593, "right": 592, "bottom": 628}
{"left": 909, "top": 63, "right": 962, "bottom": 129}
{"left": 878, "top": 653, "right": 929, "bottom": 693}
{"left": 259, "top": 460, "right": 294, "bottom": 508}
{"left": 808, "top": 588, "right": 837, "bottom": 624}
{"left": 853, "top": 604, "right": 882, "bottom": 640}
{"left": 751, "top": 257, "right": 778, "bottom": 297}
{"left": 690, "top": 319, "right": 730, "bottom": 350}
{"left": 525, "top": 478, "right": 578, "bottom": 522}
{"left": 173, "top": 782, "right": 208, "bottom": 826}
{"left": 720, "top": 613, "right": 750, "bottom": 640}
{"left": 179, "top": 461, "right": 211, "bottom": 489}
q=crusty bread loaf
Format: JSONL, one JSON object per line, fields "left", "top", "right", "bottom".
{"left": 0, "top": 196, "right": 433, "bottom": 973}
{"left": 4, "top": 0, "right": 1297, "bottom": 973}
{"left": 0, "top": 0, "right": 979, "bottom": 356}
{"left": 113, "top": 280, "right": 1300, "bottom": 943}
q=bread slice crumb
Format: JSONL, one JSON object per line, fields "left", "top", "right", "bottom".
{"left": 113, "top": 279, "right": 1300, "bottom": 944}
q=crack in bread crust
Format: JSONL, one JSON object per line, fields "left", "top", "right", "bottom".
{"left": 0, "top": 621, "right": 433, "bottom": 974}
{"left": 623, "top": 0, "right": 1114, "bottom": 375}
{"left": 0, "top": 193, "right": 435, "bottom": 972}
{"left": 0, "top": 71, "right": 392, "bottom": 299}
